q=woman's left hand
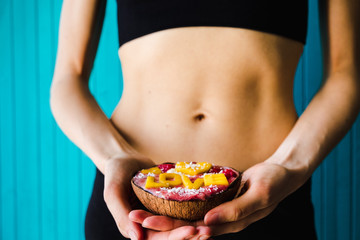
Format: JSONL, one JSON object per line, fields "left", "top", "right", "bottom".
{"left": 130, "top": 161, "right": 308, "bottom": 238}
{"left": 202, "top": 161, "right": 306, "bottom": 236}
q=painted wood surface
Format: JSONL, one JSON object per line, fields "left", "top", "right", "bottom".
{"left": 0, "top": 0, "right": 359, "bottom": 239}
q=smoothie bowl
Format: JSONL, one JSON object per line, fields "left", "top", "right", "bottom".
{"left": 131, "top": 162, "right": 241, "bottom": 221}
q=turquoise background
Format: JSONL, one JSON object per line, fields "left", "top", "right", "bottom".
{"left": 0, "top": 0, "right": 359, "bottom": 239}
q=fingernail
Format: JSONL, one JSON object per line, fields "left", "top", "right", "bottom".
{"left": 129, "top": 230, "right": 138, "bottom": 240}
{"left": 142, "top": 221, "right": 149, "bottom": 228}
{"left": 199, "top": 235, "right": 211, "bottom": 240}
{"left": 206, "top": 213, "right": 219, "bottom": 225}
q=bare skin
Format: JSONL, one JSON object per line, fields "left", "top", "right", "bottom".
{"left": 114, "top": 26, "right": 302, "bottom": 172}
{"left": 50, "top": 0, "right": 359, "bottom": 239}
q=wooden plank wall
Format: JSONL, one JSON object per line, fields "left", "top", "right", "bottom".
{"left": 0, "top": 0, "right": 358, "bottom": 239}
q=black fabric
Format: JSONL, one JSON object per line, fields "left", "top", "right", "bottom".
{"left": 116, "top": 0, "right": 308, "bottom": 47}
{"left": 212, "top": 178, "right": 317, "bottom": 240}
{"left": 85, "top": 168, "right": 317, "bottom": 239}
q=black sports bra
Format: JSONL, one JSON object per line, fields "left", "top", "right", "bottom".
{"left": 117, "top": 0, "right": 308, "bottom": 47}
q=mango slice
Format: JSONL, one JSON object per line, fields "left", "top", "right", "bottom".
{"left": 159, "top": 173, "right": 182, "bottom": 187}
{"left": 141, "top": 167, "right": 162, "bottom": 175}
{"left": 175, "top": 162, "right": 212, "bottom": 176}
{"left": 204, "top": 173, "right": 229, "bottom": 186}
{"left": 145, "top": 176, "right": 169, "bottom": 188}
{"left": 181, "top": 175, "right": 204, "bottom": 189}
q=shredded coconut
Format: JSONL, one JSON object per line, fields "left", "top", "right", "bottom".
{"left": 185, "top": 162, "right": 200, "bottom": 170}
{"left": 136, "top": 172, "right": 156, "bottom": 179}
{"left": 203, "top": 173, "right": 216, "bottom": 176}
{"left": 166, "top": 168, "right": 177, "bottom": 174}
{"left": 166, "top": 168, "right": 195, "bottom": 177}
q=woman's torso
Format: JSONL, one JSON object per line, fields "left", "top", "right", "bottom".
{"left": 111, "top": 27, "right": 303, "bottom": 172}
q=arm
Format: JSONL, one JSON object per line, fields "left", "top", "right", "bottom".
{"left": 51, "top": 1, "right": 200, "bottom": 239}
{"left": 50, "top": 0, "right": 134, "bottom": 173}
{"left": 269, "top": 0, "right": 360, "bottom": 180}
{"left": 132, "top": 0, "right": 360, "bottom": 236}
{"left": 50, "top": 0, "right": 146, "bottom": 238}
{"left": 202, "top": 0, "right": 360, "bottom": 234}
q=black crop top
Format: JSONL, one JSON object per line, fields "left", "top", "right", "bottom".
{"left": 117, "top": 0, "right": 308, "bottom": 47}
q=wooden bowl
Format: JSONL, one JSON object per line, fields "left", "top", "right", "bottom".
{"left": 131, "top": 166, "right": 241, "bottom": 221}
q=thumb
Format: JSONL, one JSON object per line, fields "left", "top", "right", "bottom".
{"left": 204, "top": 186, "right": 263, "bottom": 225}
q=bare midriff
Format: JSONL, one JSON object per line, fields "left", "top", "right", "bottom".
{"left": 111, "top": 26, "right": 303, "bottom": 172}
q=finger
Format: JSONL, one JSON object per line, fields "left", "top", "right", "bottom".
{"left": 188, "top": 226, "right": 212, "bottom": 240}
{"left": 142, "top": 215, "right": 195, "bottom": 231}
{"left": 141, "top": 214, "right": 206, "bottom": 231}
{"left": 104, "top": 181, "right": 143, "bottom": 239}
{"left": 146, "top": 226, "right": 198, "bottom": 240}
{"left": 196, "top": 225, "right": 212, "bottom": 236}
{"left": 204, "top": 186, "right": 264, "bottom": 225}
{"left": 209, "top": 204, "right": 277, "bottom": 236}
{"left": 129, "top": 209, "right": 154, "bottom": 224}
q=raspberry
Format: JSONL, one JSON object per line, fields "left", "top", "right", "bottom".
{"left": 208, "top": 166, "right": 221, "bottom": 173}
{"left": 158, "top": 163, "right": 175, "bottom": 173}
{"left": 223, "top": 169, "right": 236, "bottom": 179}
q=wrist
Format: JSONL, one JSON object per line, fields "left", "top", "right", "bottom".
{"left": 266, "top": 144, "right": 314, "bottom": 184}
{"left": 104, "top": 151, "right": 154, "bottom": 175}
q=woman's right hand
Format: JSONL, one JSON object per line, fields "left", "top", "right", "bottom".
{"left": 103, "top": 154, "right": 147, "bottom": 239}
{"left": 103, "top": 154, "right": 200, "bottom": 240}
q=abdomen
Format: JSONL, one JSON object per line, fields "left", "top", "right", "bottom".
{"left": 111, "top": 27, "right": 303, "bottom": 171}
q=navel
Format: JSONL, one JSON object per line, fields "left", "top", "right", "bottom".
{"left": 193, "top": 113, "right": 206, "bottom": 122}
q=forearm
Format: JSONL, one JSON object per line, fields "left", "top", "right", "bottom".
{"left": 50, "top": 73, "right": 137, "bottom": 173}
{"left": 269, "top": 70, "right": 360, "bottom": 183}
